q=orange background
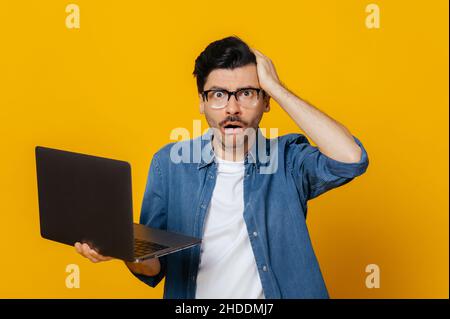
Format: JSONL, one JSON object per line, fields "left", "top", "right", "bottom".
{"left": 0, "top": 0, "right": 448, "bottom": 298}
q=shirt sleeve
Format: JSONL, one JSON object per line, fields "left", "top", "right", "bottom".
{"left": 287, "top": 134, "right": 369, "bottom": 201}
{"left": 130, "top": 152, "right": 168, "bottom": 288}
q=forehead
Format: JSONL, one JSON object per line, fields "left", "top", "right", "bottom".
{"left": 204, "top": 64, "right": 259, "bottom": 90}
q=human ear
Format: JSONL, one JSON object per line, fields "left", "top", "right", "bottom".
{"left": 264, "top": 95, "right": 270, "bottom": 113}
{"left": 199, "top": 94, "right": 205, "bottom": 114}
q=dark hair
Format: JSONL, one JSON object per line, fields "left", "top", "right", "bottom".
{"left": 193, "top": 36, "right": 256, "bottom": 94}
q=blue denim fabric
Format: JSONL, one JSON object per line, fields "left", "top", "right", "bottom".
{"left": 132, "top": 128, "right": 369, "bottom": 299}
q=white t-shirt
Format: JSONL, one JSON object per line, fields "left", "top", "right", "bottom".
{"left": 195, "top": 155, "right": 265, "bottom": 299}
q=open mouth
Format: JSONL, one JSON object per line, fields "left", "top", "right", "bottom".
{"left": 222, "top": 122, "right": 245, "bottom": 135}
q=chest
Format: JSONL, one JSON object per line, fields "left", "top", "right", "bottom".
{"left": 165, "top": 163, "right": 306, "bottom": 239}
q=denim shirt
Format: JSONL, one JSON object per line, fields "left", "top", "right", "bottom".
{"left": 132, "top": 128, "right": 369, "bottom": 299}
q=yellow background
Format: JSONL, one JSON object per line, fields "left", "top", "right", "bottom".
{"left": 0, "top": 0, "right": 448, "bottom": 298}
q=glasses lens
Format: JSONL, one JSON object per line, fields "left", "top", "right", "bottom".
{"left": 206, "top": 90, "right": 228, "bottom": 109}
{"left": 236, "top": 89, "right": 259, "bottom": 107}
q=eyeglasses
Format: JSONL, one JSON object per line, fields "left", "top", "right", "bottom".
{"left": 201, "top": 88, "right": 264, "bottom": 109}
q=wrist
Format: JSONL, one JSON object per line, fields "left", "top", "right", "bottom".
{"left": 263, "top": 80, "right": 282, "bottom": 96}
{"left": 265, "top": 81, "right": 288, "bottom": 103}
{"left": 128, "top": 258, "right": 161, "bottom": 276}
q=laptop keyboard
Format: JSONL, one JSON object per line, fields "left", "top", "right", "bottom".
{"left": 134, "top": 238, "right": 169, "bottom": 257}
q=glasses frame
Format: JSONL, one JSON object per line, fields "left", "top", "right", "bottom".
{"left": 201, "top": 87, "right": 264, "bottom": 109}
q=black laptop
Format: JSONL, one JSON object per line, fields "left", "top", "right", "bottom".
{"left": 35, "top": 146, "right": 201, "bottom": 262}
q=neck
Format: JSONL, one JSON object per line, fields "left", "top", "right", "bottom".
{"left": 211, "top": 132, "right": 256, "bottom": 162}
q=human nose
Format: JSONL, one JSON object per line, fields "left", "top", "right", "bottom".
{"left": 225, "top": 94, "right": 241, "bottom": 115}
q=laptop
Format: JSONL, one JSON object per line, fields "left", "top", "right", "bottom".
{"left": 35, "top": 146, "right": 201, "bottom": 262}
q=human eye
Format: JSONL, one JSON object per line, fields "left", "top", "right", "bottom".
{"left": 210, "top": 90, "right": 227, "bottom": 99}
{"left": 240, "top": 89, "right": 255, "bottom": 98}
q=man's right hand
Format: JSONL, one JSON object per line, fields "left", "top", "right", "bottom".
{"left": 74, "top": 242, "right": 161, "bottom": 277}
{"left": 75, "top": 242, "right": 114, "bottom": 263}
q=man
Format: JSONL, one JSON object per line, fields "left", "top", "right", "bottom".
{"left": 75, "top": 36, "right": 369, "bottom": 298}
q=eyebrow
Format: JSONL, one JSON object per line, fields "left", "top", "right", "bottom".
{"left": 205, "top": 86, "right": 260, "bottom": 91}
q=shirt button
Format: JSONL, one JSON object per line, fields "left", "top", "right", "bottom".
{"left": 253, "top": 232, "right": 258, "bottom": 237}
{"left": 200, "top": 204, "right": 206, "bottom": 209}
{"left": 263, "top": 265, "right": 268, "bottom": 272}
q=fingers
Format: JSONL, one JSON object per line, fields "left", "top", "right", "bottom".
{"left": 81, "top": 243, "right": 99, "bottom": 263}
{"left": 90, "top": 249, "right": 113, "bottom": 262}
{"left": 250, "top": 47, "right": 265, "bottom": 59}
{"left": 250, "top": 47, "right": 260, "bottom": 55}
{"left": 74, "top": 242, "right": 113, "bottom": 263}
{"left": 75, "top": 242, "right": 82, "bottom": 254}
